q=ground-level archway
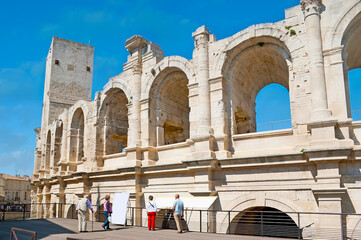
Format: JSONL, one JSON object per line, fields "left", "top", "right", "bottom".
{"left": 230, "top": 207, "right": 301, "bottom": 239}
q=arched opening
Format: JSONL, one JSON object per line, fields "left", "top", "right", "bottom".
{"left": 150, "top": 68, "right": 190, "bottom": 146}
{"left": 225, "top": 38, "right": 291, "bottom": 134}
{"left": 342, "top": 12, "right": 361, "bottom": 120}
{"left": 53, "top": 121, "right": 63, "bottom": 174}
{"left": 66, "top": 204, "right": 77, "bottom": 219}
{"left": 45, "top": 130, "right": 51, "bottom": 171}
{"left": 99, "top": 88, "right": 128, "bottom": 155}
{"left": 69, "top": 108, "right": 84, "bottom": 170}
{"left": 255, "top": 84, "right": 291, "bottom": 131}
{"left": 231, "top": 207, "right": 300, "bottom": 239}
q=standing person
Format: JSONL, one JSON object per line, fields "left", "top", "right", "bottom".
{"left": 146, "top": 195, "right": 157, "bottom": 231}
{"left": 102, "top": 195, "right": 112, "bottom": 230}
{"left": 76, "top": 195, "right": 93, "bottom": 232}
{"left": 172, "top": 194, "right": 184, "bottom": 233}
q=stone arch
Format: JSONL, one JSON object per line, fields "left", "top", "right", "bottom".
{"left": 102, "top": 79, "right": 132, "bottom": 101}
{"left": 326, "top": 2, "right": 361, "bottom": 119}
{"left": 211, "top": 24, "right": 301, "bottom": 79}
{"left": 68, "top": 101, "right": 92, "bottom": 124}
{"left": 327, "top": 1, "right": 361, "bottom": 50}
{"left": 97, "top": 87, "right": 129, "bottom": 155}
{"left": 69, "top": 108, "right": 85, "bottom": 171}
{"left": 142, "top": 56, "right": 196, "bottom": 100}
{"left": 65, "top": 204, "right": 77, "bottom": 219}
{"left": 148, "top": 66, "right": 190, "bottom": 146}
{"left": 218, "top": 195, "right": 313, "bottom": 234}
{"left": 220, "top": 35, "right": 293, "bottom": 135}
{"left": 231, "top": 206, "right": 301, "bottom": 238}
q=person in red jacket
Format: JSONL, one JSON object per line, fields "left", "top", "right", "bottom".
{"left": 102, "top": 195, "right": 112, "bottom": 230}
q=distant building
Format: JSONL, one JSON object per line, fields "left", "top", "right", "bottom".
{"left": 0, "top": 174, "right": 31, "bottom": 204}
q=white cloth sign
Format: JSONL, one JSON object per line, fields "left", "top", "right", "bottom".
{"left": 112, "top": 192, "right": 130, "bottom": 225}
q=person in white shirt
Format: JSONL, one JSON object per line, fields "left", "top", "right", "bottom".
{"left": 146, "top": 195, "right": 157, "bottom": 230}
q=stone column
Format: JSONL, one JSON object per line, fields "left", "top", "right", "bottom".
{"left": 191, "top": 26, "right": 216, "bottom": 159}
{"left": 125, "top": 36, "right": 146, "bottom": 148}
{"left": 33, "top": 128, "right": 42, "bottom": 178}
{"left": 301, "top": 0, "right": 339, "bottom": 147}
{"left": 192, "top": 25, "right": 212, "bottom": 138}
{"left": 301, "top": 0, "right": 331, "bottom": 121}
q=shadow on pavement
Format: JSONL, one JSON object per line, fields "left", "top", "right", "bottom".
{"left": 0, "top": 219, "right": 75, "bottom": 240}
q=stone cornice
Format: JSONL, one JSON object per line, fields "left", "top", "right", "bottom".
{"left": 125, "top": 35, "right": 148, "bottom": 53}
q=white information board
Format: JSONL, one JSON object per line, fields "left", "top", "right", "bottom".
{"left": 112, "top": 192, "right": 130, "bottom": 225}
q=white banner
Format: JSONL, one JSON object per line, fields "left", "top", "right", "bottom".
{"left": 112, "top": 192, "right": 130, "bottom": 225}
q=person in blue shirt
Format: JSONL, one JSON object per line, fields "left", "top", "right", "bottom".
{"left": 172, "top": 194, "right": 184, "bottom": 233}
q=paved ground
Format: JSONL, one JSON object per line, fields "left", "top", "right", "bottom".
{"left": 0, "top": 218, "right": 293, "bottom": 240}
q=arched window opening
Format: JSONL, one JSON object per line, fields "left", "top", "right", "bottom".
{"left": 70, "top": 108, "right": 85, "bottom": 166}
{"left": 53, "top": 121, "right": 63, "bottom": 173}
{"left": 230, "top": 207, "right": 300, "bottom": 239}
{"left": 100, "top": 89, "right": 128, "bottom": 155}
{"left": 342, "top": 12, "right": 361, "bottom": 120}
{"left": 45, "top": 130, "right": 51, "bottom": 171}
{"left": 255, "top": 84, "right": 291, "bottom": 132}
{"left": 151, "top": 68, "right": 190, "bottom": 146}
{"left": 227, "top": 41, "right": 291, "bottom": 135}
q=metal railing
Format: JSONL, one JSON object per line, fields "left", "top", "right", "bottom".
{"left": 256, "top": 119, "right": 291, "bottom": 132}
{"left": 255, "top": 110, "right": 361, "bottom": 132}
{"left": 352, "top": 110, "right": 361, "bottom": 121}
{"left": 2, "top": 203, "right": 361, "bottom": 239}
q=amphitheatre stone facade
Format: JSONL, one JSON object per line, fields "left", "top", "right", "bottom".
{"left": 32, "top": 0, "right": 361, "bottom": 238}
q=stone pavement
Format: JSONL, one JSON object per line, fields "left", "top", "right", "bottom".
{"left": 0, "top": 218, "right": 293, "bottom": 240}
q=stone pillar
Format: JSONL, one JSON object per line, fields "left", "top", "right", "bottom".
{"left": 57, "top": 177, "right": 65, "bottom": 218}
{"left": 301, "top": 0, "right": 331, "bottom": 121}
{"left": 36, "top": 185, "right": 43, "bottom": 219}
{"left": 33, "top": 128, "right": 42, "bottom": 178}
{"left": 192, "top": 25, "right": 212, "bottom": 138}
{"left": 125, "top": 36, "right": 147, "bottom": 148}
{"left": 135, "top": 167, "right": 144, "bottom": 226}
{"left": 76, "top": 129, "right": 83, "bottom": 162}
{"left": 323, "top": 46, "right": 354, "bottom": 147}
{"left": 301, "top": 0, "right": 338, "bottom": 147}
{"left": 191, "top": 26, "right": 216, "bottom": 159}
{"left": 306, "top": 148, "right": 350, "bottom": 239}
{"left": 44, "top": 182, "right": 51, "bottom": 218}
{"left": 59, "top": 123, "right": 68, "bottom": 174}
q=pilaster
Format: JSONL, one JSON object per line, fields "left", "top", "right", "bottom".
{"left": 305, "top": 146, "right": 350, "bottom": 239}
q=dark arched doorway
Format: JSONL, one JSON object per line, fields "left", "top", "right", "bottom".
{"left": 231, "top": 207, "right": 301, "bottom": 239}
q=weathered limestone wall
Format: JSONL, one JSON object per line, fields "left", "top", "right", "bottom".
{"left": 31, "top": 0, "right": 361, "bottom": 238}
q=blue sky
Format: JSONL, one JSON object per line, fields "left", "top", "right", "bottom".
{"left": 0, "top": 0, "right": 359, "bottom": 176}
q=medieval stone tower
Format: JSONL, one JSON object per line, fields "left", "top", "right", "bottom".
{"left": 34, "top": 37, "right": 94, "bottom": 177}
